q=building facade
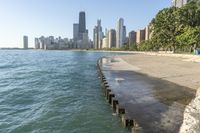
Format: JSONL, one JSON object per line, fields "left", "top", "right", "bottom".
{"left": 136, "top": 29, "right": 145, "bottom": 44}
{"left": 116, "top": 18, "right": 125, "bottom": 48}
{"left": 35, "top": 38, "right": 40, "bottom": 49}
{"left": 93, "top": 20, "right": 103, "bottom": 49}
{"left": 145, "top": 25, "right": 150, "bottom": 41}
{"left": 78, "top": 11, "right": 86, "bottom": 40}
{"left": 128, "top": 31, "right": 137, "bottom": 46}
{"left": 23, "top": 36, "right": 28, "bottom": 49}
{"left": 105, "top": 28, "right": 109, "bottom": 48}
{"left": 123, "top": 25, "right": 127, "bottom": 44}
{"left": 102, "top": 37, "right": 108, "bottom": 48}
{"left": 35, "top": 36, "right": 71, "bottom": 50}
{"left": 172, "top": 0, "right": 190, "bottom": 7}
{"left": 108, "top": 29, "right": 116, "bottom": 48}
{"left": 73, "top": 23, "right": 79, "bottom": 41}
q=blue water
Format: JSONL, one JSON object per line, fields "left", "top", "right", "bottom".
{"left": 0, "top": 50, "right": 128, "bottom": 133}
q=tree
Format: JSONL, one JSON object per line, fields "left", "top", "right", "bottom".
{"left": 177, "top": 1, "right": 200, "bottom": 28}
{"left": 138, "top": 41, "right": 154, "bottom": 51}
{"left": 151, "top": 7, "right": 179, "bottom": 51}
{"left": 129, "top": 43, "right": 138, "bottom": 51}
{"left": 176, "top": 26, "right": 200, "bottom": 52}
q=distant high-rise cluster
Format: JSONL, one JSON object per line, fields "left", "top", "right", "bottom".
{"left": 35, "top": 11, "right": 92, "bottom": 50}
{"left": 93, "top": 18, "right": 128, "bottom": 49}
{"left": 35, "top": 36, "right": 74, "bottom": 50}
{"left": 92, "top": 18, "right": 151, "bottom": 49}
{"left": 73, "top": 11, "right": 92, "bottom": 49}
{"left": 172, "top": 0, "right": 190, "bottom": 7}
{"left": 33, "top": 11, "right": 152, "bottom": 50}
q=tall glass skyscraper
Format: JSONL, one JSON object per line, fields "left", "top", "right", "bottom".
{"left": 116, "top": 18, "right": 124, "bottom": 48}
{"left": 73, "top": 11, "right": 89, "bottom": 49}
{"left": 73, "top": 23, "right": 79, "bottom": 41}
{"left": 79, "top": 12, "right": 86, "bottom": 35}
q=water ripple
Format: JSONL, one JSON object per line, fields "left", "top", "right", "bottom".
{"left": 0, "top": 50, "right": 128, "bottom": 133}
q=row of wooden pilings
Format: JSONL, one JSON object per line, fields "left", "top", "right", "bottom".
{"left": 97, "top": 58, "right": 143, "bottom": 133}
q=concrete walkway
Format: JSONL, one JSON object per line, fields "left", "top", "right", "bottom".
{"left": 120, "top": 54, "right": 200, "bottom": 89}
{"left": 98, "top": 54, "right": 200, "bottom": 133}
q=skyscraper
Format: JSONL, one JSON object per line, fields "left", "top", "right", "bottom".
{"left": 82, "top": 32, "right": 89, "bottom": 49}
{"left": 128, "top": 31, "right": 137, "bottom": 46}
{"left": 116, "top": 18, "right": 124, "bottom": 48}
{"left": 73, "top": 23, "right": 79, "bottom": 41}
{"left": 105, "top": 28, "right": 109, "bottom": 48}
{"left": 79, "top": 11, "right": 86, "bottom": 40}
{"left": 123, "top": 25, "right": 127, "bottom": 44}
{"left": 136, "top": 29, "right": 145, "bottom": 44}
{"left": 39, "top": 36, "right": 45, "bottom": 49}
{"left": 93, "top": 19, "right": 103, "bottom": 49}
{"left": 35, "top": 38, "right": 40, "bottom": 49}
{"left": 23, "top": 36, "right": 28, "bottom": 49}
{"left": 73, "top": 11, "right": 89, "bottom": 49}
{"left": 102, "top": 37, "right": 108, "bottom": 48}
{"left": 93, "top": 27, "right": 97, "bottom": 49}
{"left": 108, "top": 29, "right": 116, "bottom": 48}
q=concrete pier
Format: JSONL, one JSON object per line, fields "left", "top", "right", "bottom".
{"left": 97, "top": 55, "right": 199, "bottom": 133}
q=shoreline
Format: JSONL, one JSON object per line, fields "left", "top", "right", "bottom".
{"left": 97, "top": 54, "right": 200, "bottom": 133}
{"left": 2, "top": 49, "right": 200, "bottom": 63}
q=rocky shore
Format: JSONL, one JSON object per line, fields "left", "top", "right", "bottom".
{"left": 179, "top": 88, "right": 200, "bottom": 133}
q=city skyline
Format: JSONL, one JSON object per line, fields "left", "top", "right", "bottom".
{"left": 0, "top": 0, "right": 171, "bottom": 48}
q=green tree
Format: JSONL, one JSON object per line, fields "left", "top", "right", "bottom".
{"left": 151, "top": 7, "right": 179, "bottom": 51}
{"left": 129, "top": 43, "right": 138, "bottom": 51}
{"left": 177, "top": 1, "right": 200, "bottom": 29}
{"left": 138, "top": 41, "right": 153, "bottom": 51}
{"left": 176, "top": 26, "right": 200, "bottom": 52}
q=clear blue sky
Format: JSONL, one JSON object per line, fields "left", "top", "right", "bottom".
{"left": 0, "top": 0, "right": 171, "bottom": 48}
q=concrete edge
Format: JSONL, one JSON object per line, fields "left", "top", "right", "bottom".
{"left": 97, "top": 57, "right": 144, "bottom": 133}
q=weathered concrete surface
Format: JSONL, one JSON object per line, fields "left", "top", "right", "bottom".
{"left": 98, "top": 55, "right": 199, "bottom": 133}
{"left": 120, "top": 54, "right": 200, "bottom": 89}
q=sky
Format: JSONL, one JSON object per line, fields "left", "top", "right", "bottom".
{"left": 0, "top": 0, "right": 171, "bottom": 48}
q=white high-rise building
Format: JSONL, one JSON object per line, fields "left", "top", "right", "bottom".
{"left": 116, "top": 18, "right": 124, "bottom": 48}
{"left": 93, "top": 19, "right": 103, "bottom": 49}
{"left": 23, "top": 36, "right": 28, "bottom": 49}
{"left": 102, "top": 37, "right": 108, "bottom": 48}
{"left": 105, "top": 28, "right": 109, "bottom": 48}
{"left": 145, "top": 25, "right": 150, "bottom": 41}
{"left": 172, "top": 0, "right": 190, "bottom": 7}
{"left": 39, "top": 36, "right": 45, "bottom": 49}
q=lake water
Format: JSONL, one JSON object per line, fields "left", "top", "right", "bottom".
{"left": 0, "top": 50, "right": 129, "bottom": 133}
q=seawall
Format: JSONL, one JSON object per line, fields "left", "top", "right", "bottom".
{"left": 97, "top": 54, "right": 199, "bottom": 133}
